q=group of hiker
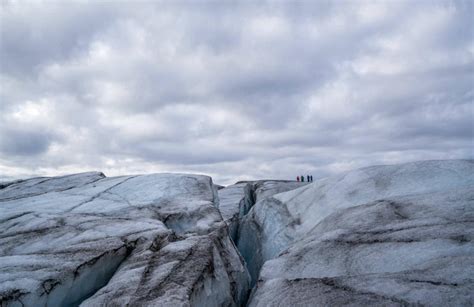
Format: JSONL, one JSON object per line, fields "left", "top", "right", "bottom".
{"left": 297, "top": 175, "right": 313, "bottom": 182}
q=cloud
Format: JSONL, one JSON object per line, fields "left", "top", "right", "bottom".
{"left": 0, "top": 0, "right": 473, "bottom": 184}
{"left": 0, "top": 127, "right": 54, "bottom": 156}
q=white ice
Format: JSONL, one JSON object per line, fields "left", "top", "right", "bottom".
{"left": 244, "top": 160, "right": 474, "bottom": 306}
{"left": 0, "top": 172, "right": 249, "bottom": 306}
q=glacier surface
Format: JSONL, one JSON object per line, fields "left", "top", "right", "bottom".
{"left": 243, "top": 160, "right": 474, "bottom": 306}
{"left": 0, "top": 172, "right": 249, "bottom": 306}
{"left": 1, "top": 160, "right": 472, "bottom": 306}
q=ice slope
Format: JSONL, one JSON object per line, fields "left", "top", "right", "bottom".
{"left": 0, "top": 172, "right": 249, "bottom": 306}
{"left": 245, "top": 160, "right": 474, "bottom": 305}
{"left": 250, "top": 181, "right": 307, "bottom": 203}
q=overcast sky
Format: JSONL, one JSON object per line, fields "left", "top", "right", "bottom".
{"left": 1, "top": 0, "right": 473, "bottom": 185}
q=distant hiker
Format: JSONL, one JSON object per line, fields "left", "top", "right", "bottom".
{"left": 311, "top": 175, "right": 313, "bottom": 182}
{"left": 301, "top": 175, "right": 304, "bottom": 182}
{"left": 307, "top": 175, "right": 310, "bottom": 182}
{"left": 296, "top": 176, "right": 300, "bottom": 182}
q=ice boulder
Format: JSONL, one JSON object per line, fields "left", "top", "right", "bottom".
{"left": 0, "top": 172, "right": 249, "bottom": 306}
{"left": 244, "top": 160, "right": 474, "bottom": 305}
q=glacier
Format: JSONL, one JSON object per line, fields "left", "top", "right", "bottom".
{"left": 0, "top": 173, "right": 249, "bottom": 306}
{"left": 1, "top": 160, "right": 473, "bottom": 306}
{"left": 242, "top": 160, "right": 474, "bottom": 306}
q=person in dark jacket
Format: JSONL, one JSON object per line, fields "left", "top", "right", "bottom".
{"left": 301, "top": 175, "right": 304, "bottom": 182}
{"left": 307, "top": 175, "right": 310, "bottom": 182}
{"left": 297, "top": 176, "right": 300, "bottom": 182}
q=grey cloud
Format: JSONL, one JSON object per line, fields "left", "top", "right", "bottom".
{"left": 0, "top": 2, "right": 121, "bottom": 77}
{"left": 0, "top": 127, "right": 56, "bottom": 156}
{"left": 0, "top": 1, "right": 472, "bottom": 184}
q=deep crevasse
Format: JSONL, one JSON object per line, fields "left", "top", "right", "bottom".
{"left": 218, "top": 180, "right": 308, "bottom": 301}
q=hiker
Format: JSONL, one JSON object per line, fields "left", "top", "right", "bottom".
{"left": 296, "top": 176, "right": 300, "bottom": 182}
{"left": 301, "top": 175, "right": 304, "bottom": 182}
{"left": 311, "top": 175, "right": 313, "bottom": 182}
{"left": 307, "top": 175, "right": 310, "bottom": 182}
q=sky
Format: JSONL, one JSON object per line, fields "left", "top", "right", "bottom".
{"left": 0, "top": 0, "right": 473, "bottom": 185}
